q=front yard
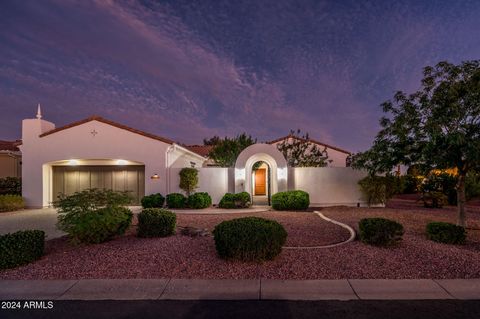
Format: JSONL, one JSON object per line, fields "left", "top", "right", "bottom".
{"left": 1, "top": 198, "right": 480, "bottom": 280}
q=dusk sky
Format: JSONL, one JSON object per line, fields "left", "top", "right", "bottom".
{"left": 1, "top": 0, "right": 479, "bottom": 151}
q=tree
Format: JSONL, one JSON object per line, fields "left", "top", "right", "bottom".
{"left": 203, "top": 136, "right": 221, "bottom": 146}
{"left": 276, "top": 130, "right": 330, "bottom": 167}
{"left": 179, "top": 168, "right": 198, "bottom": 196}
{"left": 207, "top": 133, "right": 256, "bottom": 167}
{"left": 353, "top": 60, "right": 480, "bottom": 226}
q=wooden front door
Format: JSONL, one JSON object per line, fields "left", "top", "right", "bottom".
{"left": 255, "top": 169, "right": 266, "bottom": 195}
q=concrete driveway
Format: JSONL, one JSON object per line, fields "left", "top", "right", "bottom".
{"left": 0, "top": 208, "right": 65, "bottom": 239}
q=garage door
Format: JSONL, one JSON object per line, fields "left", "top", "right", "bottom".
{"left": 52, "top": 165, "right": 145, "bottom": 205}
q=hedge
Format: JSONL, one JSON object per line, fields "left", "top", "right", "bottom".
{"left": 218, "top": 192, "right": 251, "bottom": 209}
{"left": 0, "top": 177, "right": 21, "bottom": 195}
{"left": 426, "top": 222, "right": 466, "bottom": 245}
{"left": 166, "top": 193, "right": 187, "bottom": 209}
{"left": 187, "top": 192, "right": 212, "bottom": 209}
{"left": 213, "top": 217, "right": 287, "bottom": 262}
{"left": 141, "top": 193, "right": 165, "bottom": 208}
{"left": 0, "top": 230, "right": 45, "bottom": 269}
{"left": 0, "top": 195, "right": 25, "bottom": 212}
{"left": 137, "top": 208, "right": 176, "bottom": 238}
{"left": 271, "top": 190, "right": 309, "bottom": 211}
{"left": 359, "top": 218, "right": 404, "bottom": 246}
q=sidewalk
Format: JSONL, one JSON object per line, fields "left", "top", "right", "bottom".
{"left": 1, "top": 279, "right": 479, "bottom": 300}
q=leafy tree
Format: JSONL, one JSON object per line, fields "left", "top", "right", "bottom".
{"left": 353, "top": 60, "right": 480, "bottom": 226}
{"left": 203, "top": 135, "right": 221, "bottom": 146}
{"left": 208, "top": 133, "right": 256, "bottom": 167}
{"left": 179, "top": 168, "right": 198, "bottom": 196}
{"left": 276, "top": 130, "right": 330, "bottom": 167}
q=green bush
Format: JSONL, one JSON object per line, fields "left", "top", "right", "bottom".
{"left": 141, "top": 193, "right": 165, "bottom": 208}
{"left": 421, "top": 191, "right": 448, "bottom": 208}
{"left": 137, "top": 208, "right": 176, "bottom": 238}
{"left": 0, "top": 177, "right": 21, "bottom": 195}
{"left": 187, "top": 192, "right": 212, "bottom": 209}
{"left": 358, "top": 175, "right": 401, "bottom": 206}
{"left": 421, "top": 173, "right": 457, "bottom": 205}
{"left": 0, "top": 230, "right": 45, "bottom": 269}
{"left": 179, "top": 168, "right": 199, "bottom": 196}
{"left": 0, "top": 195, "right": 25, "bottom": 212}
{"left": 359, "top": 218, "right": 404, "bottom": 246}
{"left": 271, "top": 190, "right": 309, "bottom": 210}
{"left": 166, "top": 193, "right": 187, "bottom": 208}
{"left": 218, "top": 192, "right": 251, "bottom": 209}
{"left": 466, "top": 171, "right": 480, "bottom": 200}
{"left": 54, "top": 189, "right": 133, "bottom": 244}
{"left": 213, "top": 217, "right": 287, "bottom": 261}
{"left": 426, "top": 222, "right": 466, "bottom": 245}
{"left": 402, "top": 174, "right": 421, "bottom": 194}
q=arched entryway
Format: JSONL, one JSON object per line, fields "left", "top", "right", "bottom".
{"left": 234, "top": 144, "right": 288, "bottom": 205}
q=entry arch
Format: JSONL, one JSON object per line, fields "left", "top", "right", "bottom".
{"left": 234, "top": 144, "right": 288, "bottom": 203}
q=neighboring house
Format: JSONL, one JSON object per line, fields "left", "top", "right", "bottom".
{"left": 18, "top": 109, "right": 366, "bottom": 208}
{"left": 268, "top": 135, "right": 351, "bottom": 167}
{"left": 0, "top": 140, "right": 22, "bottom": 178}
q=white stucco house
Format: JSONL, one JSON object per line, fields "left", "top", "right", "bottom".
{"left": 18, "top": 109, "right": 367, "bottom": 208}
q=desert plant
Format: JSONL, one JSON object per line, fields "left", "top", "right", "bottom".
{"left": 54, "top": 188, "right": 133, "bottom": 244}
{"left": 359, "top": 218, "right": 404, "bottom": 246}
{"left": 0, "top": 177, "right": 21, "bottom": 195}
{"left": 0, "top": 195, "right": 25, "bottom": 212}
{"left": 179, "top": 168, "right": 199, "bottom": 196}
{"left": 271, "top": 190, "right": 309, "bottom": 211}
{"left": 166, "top": 193, "right": 187, "bottom": 208}
{"left": 218, "top": 192, "right": 251, "bottom": 209}
{"left": 137, "top": 208, "right": 176, "bottom": 238}
{"left": 141, "top": 193, "right": 165, "bottom": 208}
{"left": 426, "top": 222, "right": 466, "bottom": 245}
{"left": 213, "top": 217, "right": 287, "bottom": 262}
{"left": 0, "top": 230, "right": 45, "bottom": 269}
{"left": 187, "top": 192, "right": 212, "bottom": 209}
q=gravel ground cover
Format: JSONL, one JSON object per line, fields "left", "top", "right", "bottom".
{"left": 1, "top": 200, "right": 480, "bottom": 280}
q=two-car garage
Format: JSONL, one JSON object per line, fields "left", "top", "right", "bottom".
{"left": 52, "top": 165, "right": 145, "bottom": 204}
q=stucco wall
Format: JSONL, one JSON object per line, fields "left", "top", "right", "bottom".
{"left": 288, "top": 167, "right": 368, "bottom": 206}
{"left": 168, "top": 167, "right": 233, "bottom": 204}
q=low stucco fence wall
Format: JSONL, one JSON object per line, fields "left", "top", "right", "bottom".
{"left": 168, "top": 167, "right": 367, "bottom": 207}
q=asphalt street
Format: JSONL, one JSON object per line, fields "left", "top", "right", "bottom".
{"left": 2, "top": 300, "right": 480, "bottom": 319}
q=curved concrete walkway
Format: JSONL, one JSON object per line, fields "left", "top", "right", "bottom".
{"left": 283, "top": 211, "right": 356, "bottom": 250}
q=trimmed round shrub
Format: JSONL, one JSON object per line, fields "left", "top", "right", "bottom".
{"left": 426, "top": 222, "right": 466, "bottom": 245}
{"left": 271, "top": 190, "right": 309, "bottom": 211}
{"left": 359, "top": 218, "right": 404, "bottom": 246}
{"left": 0, "top": 230, "right": 45, "bottom": 269}
{"left": 218, "top": 192, "right": 251, "bottom": 209}
{"left": 166, "top": 193, "right": 187, "bottom": 209}
{"left": 0, "top": 195, "right": 25, "bottom": 212}
{"left": 141, "top": 193, "right": 165, "bottom": 208}
{"left": 137, "top": 208, "right": 176, "bottom": 238}
{"left": 187, "top": 192, "right": 212, "bottom": 209}
{"left": 213, "top": 217, "right": 287, "bottom": 262}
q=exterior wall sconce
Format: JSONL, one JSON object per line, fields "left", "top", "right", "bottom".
{"left": 150, "top": 174, "right": 160, "bottom": 180}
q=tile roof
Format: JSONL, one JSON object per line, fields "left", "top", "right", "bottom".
{"left": 184, "top": 145, "right": 213, "bottom": 157}
{"left": 0, "top": 140, "right": 21, "bottom": 152}
{"left": 39, "top": 116, "right": 175, "bottom": 144}
{"left": 268, "top": 135, "right": 351, "bottom": 154}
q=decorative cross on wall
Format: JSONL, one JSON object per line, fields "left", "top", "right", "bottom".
{"left": 90, "top": 129, "right": 98, "bottom": 137}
